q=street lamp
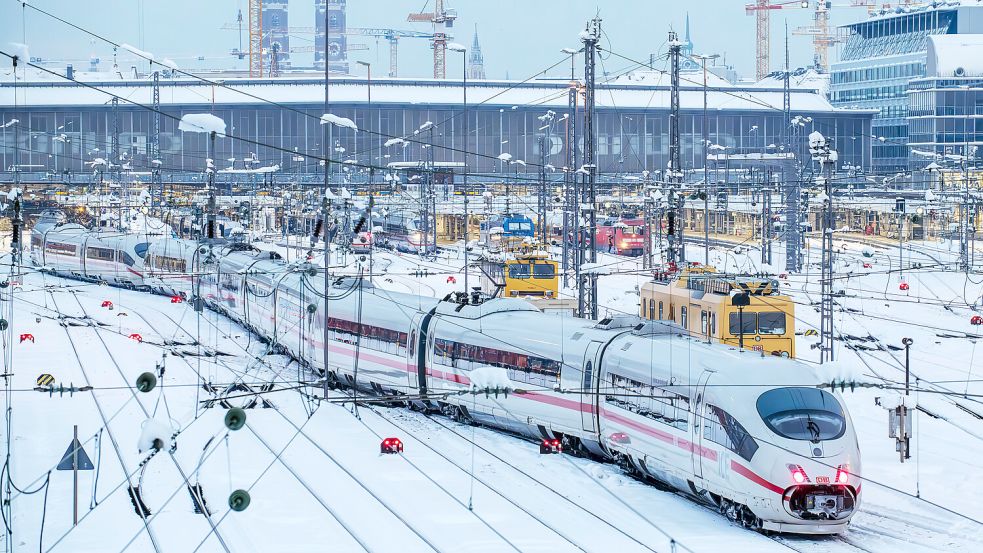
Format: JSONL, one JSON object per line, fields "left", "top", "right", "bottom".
{"left": 356, "top": 60, "right": 371, "bottom": 104}
{"left": 449, "top": 42, "right": 470, "bottom": 294}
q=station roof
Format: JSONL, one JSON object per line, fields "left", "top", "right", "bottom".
{"left": 0, "top": 71, "right": 872, "bottom": 115}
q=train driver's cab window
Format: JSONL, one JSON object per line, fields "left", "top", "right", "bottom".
{"left": 729, "top": 312, "right": 756, "bottom": 335}
{"left": 532, "top": 263, "right": 555, "bottom": 279}
{"left": 508, "top": 263, "right": 531, "bottom": 279}
{"left": 758, "top": 312, "right": 787, "bottom": 335}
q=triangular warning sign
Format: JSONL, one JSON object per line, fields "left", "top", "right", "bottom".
{"left": 57, "top": 438, "right": 94, "bottom": 471}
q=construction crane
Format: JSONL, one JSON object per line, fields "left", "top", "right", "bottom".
{"left": 748, "top": 0, "right": 925, "bottom": 79}
{"left": 794, "top": 0, "right": 921, "bottom": 72}
{"left": 346, "top": 28, "right": 438, "bottom": 78}
{"left": 248, "top": 0, "right": 262, "bottom": 78}
{"left": 407, "top": 0, "right": 458, "bottom": 79}
{"left": 745, "top": 1, "right": 808, "bottom": 81}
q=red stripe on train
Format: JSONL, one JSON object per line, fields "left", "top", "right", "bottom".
{"left": 731, "top": 460, "right": 784, "bottom": 494}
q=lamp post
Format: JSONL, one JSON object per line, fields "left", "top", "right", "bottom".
{"left": 356, "top": 60, "right": 371, "bottom": 104}
{"left": 449, "top": 42, "right": 469, "bottom": 294}
{"left": 695, "top": 53, "right": 719, "bottom": 267}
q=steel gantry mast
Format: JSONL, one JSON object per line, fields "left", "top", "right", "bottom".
{"left": 782, "top": 27, "right": 803, "bottom": 273}
{"left": 563, "top": 80, "right": 579, "bottom": 289}
{"left": 151, "top": 70, "right": 162, "bottom": 213}
{"left": 666, "top": 30, "right": 684, "bottom": 265}
{"left": 577, "top": 17, "right": 600, "bottom": 320}
{"left": 811, "top": 131, "right": 837, "bottom": 364}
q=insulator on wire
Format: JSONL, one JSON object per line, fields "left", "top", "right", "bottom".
{"left": 224, "top": 407, "right": 246, "bottom": 431}
{"left": 136, "top": 372, "right": 157, "bottom": 393}
{"left": 228, "top": 489, "right": 251, "bottom": 512}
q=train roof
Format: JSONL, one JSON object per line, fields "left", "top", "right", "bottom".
{"left": 434, "top": 297, "right": 543, "bottom": 319}
{"left": 603, "top": 328, "right": 825, "bottom": 393}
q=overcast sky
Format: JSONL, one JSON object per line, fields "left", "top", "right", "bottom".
{"left": 1, "top": 0, "right": 870, "bottom": 80}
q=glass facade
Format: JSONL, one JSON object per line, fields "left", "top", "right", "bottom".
{"left": 0, "top": 82, "right": 871, "bottom": 181}
{"left": 830, "top": 7, "right": 978, "bottom": 171}
{"left": 907, "top": 77, "right": 983, "bottom": 162}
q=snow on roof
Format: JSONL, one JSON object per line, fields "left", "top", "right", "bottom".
{"left": 0, "top": 75, "right": 865, "bottom": 114}
{"left": 848, "top": 0, "right": 983, "bottom": 24}
{"left": 612, "top": 69, "right": 733, "bottom": 89}
{"left": 750, "top": 67, "right": 830, "bottom": 97}
{"left": 925, "top": 34, "right": 983, "bottom": 77}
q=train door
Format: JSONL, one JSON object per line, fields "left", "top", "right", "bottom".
{"left": 409, "top": 309, "right": 436, "bottom": 394}
{"left": 581, "top": 341, "right": 603, "bottom": 433}
{"left": 79, "top": 235, "right": 89, "bottom": 277}
{"left": 691, "top": 370, "right": 713, "bottom": 480}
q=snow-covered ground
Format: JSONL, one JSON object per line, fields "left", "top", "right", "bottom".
{"left": 4, "top": 234, "right": 983, "bottom": 552}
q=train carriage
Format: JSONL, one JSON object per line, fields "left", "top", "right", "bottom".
{"left": 32, "top": 216, "right": 153, "bottom": 288}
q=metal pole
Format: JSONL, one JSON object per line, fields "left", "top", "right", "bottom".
{"left": 73, "top": 424, "right": 78, "bottom": 526}
{"left": 207, "top": 131, "right": 216, "bottom": 240}
{"left": 738, "top": 306, "right": 744, "bottom": 350}
{"left": 578, "top": 18, "right": 600, "bottom": 320}
{"left": 463, "top": 51, "right": 469, "bottom": 293}
{"left": 322, "top": 2, "right": 331, "bottom": 399}
{"left": 903, "top": 337, "right": 913, "bottom": 395}
{"left": 702, "top": 57, "right": 709, "bottom": 266}
{"left": 667, "top": 30, "right": 683, "bottom": 264}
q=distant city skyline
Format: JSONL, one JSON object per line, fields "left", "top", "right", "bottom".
{"left": 2, "top": 0, "right": 874, "bottom": 80}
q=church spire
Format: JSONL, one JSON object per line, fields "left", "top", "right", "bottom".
{"left": 683, "top": 12, "right": 693, "bottom": 56}
{"left": 468, "top": 24, "right": 486, "bottom": 80}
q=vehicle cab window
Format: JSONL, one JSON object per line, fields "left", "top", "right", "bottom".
{"left": 756, "top": 388, "right": 846, "bottom": 442}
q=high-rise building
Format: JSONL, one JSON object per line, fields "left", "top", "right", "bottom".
{"left": 468, "top": 26, "right": 486, "bottom": 80}
{"left": 830, "top": 3, "right": 983, "bottom": 172}
{"left": 315, "top": 0, "right": 349, "bottom": 74}
{"left": 263, "top": 2, "right": 290, "bottom": 73}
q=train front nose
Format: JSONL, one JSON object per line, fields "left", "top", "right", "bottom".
{"left": 782, "top": 461, "right": 859, "bottom": 522}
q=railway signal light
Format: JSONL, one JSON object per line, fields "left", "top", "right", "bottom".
{"left": 381, "top": 437, "right": 404, "bottom": 454}
{"left": 972, "top": 315, "right": 983, "bottom": 326}
{"left": 19, "top": 333, "right": 34, "bottom": 343}
{"left": 129, "top": 333, "right": 143, "bottom": 342}
{"left": 899, "top": 282, "right": 909, "bottom": 291}
{"left": 862, "top": 262, "right": 872, "bottom": 269}
{"left": 101, "top": 300, "right": 113, "bottom": 309}
{"left": 540, "top": 438, "right": 562, "bottom": 454}
{"left": 170, "top": 296, "right": 183, "bottom": 303}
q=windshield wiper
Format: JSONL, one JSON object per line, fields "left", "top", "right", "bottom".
{"left": 806, "top": 415, "right": 821, "bottom": 443}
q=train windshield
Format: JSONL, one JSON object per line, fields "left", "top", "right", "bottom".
{"left": 532, "top": 263, "right": 555, "bottom": 279}
{"left": 756, "top": 388, "right": 845, "bottom": 442}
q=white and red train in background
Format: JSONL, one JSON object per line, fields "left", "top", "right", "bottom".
{"left": 30, "top": 211, "right": 861, "bottom": 534}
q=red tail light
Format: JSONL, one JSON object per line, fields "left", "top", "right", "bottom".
{"left": 787, "top": 464, "right": 810, "bottom": 484}
{"left": 836, "top": 465, "right": 849, "bottom": 484}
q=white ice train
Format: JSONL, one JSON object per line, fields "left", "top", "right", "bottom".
{"left": 187, "top": 241, "right": 861, "bottom": 535}
{"left": 29, "top": 221, "right": 862, "bottom": 534}
{"left": 31, "top": 210, "right": 158, "bottom": 288}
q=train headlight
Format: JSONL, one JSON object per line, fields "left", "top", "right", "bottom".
{"left": 835, "top": 465, "right": 849, "bottom": 484}
{"left": 787, "top": 464, "right": 810, "bottom": 484}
